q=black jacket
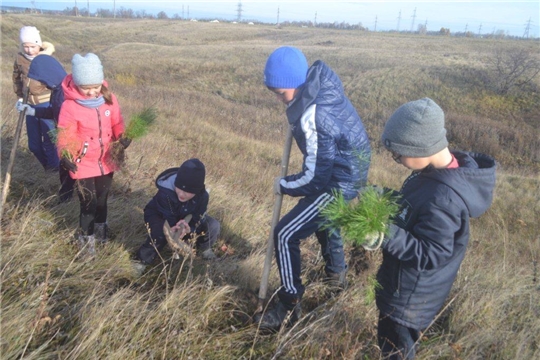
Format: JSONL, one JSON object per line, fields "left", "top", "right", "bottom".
{"left": 376, "top": 151, "right": 497, "bottom": 329}
{"left": 144, "top": 167, "right": 209, "bottom": 232}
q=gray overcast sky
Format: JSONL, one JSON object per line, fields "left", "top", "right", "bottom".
{"left": 6, "top": 1, "right": 539, "bottom": 37}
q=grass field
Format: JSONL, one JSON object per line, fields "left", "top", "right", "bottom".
{"left": 1, "top": 14, "right": 539, "bottom": 359}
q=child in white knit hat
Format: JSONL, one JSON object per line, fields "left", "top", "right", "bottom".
{"left": 56, "top": 53, "right": 129, "bottom": 259}
{"left": 13, "top": 26, "right": 59, "bottom": 171}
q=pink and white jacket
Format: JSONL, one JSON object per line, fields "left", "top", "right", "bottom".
{"left": 57, "top": 74, "right": 125, "bottom": 179}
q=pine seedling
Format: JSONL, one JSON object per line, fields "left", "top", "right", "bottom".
{"left": 364, "top": 275, "right": 383, "bottom": 305}
{"left": 321, "top": 186, "right": 400, "bottom": 247}
{"left": 109, "top": 107, "right": 157, "bottom": 167}
{"left": 123, "top": 107, "right": 157, "bottom": 140}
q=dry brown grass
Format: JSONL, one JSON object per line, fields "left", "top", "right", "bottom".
{"left": 1, "top": 14, "right": 539, "bottom": 359}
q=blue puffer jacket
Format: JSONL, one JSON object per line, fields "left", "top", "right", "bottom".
{"left": 144, "top": 167, "right": 209, "bottom": 232}
{"left": 27, "top": 54, "right": 66, "bottom": 122}
{"left": 280, "top": 60, "right": 371, "bottom": 200}
{"left": 376, "top": 151, "right": 497, "bottom": 330}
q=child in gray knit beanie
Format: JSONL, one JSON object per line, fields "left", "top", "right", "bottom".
{"left": 72, "top": 53, "right": 104, "bottom": 86}
{"left": 381, "top": 97, "right": 451, "bottom": 170}
{"left": 367, "top": 97, "right": 496, "bottom": 359}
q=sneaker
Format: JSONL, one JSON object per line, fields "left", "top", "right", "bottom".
{"left": 200, "top": 248, "right": 217, "bottom": 260}
{"left": 324, "top": 270, "right": 348, "bottom": 290}
{"left": 76, "top": 234, "right": 96, "bottom": 260}
{"left": 253, "top": 301, "right": 302, "bottom": 332}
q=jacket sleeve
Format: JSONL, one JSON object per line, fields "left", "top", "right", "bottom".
{"left": 110, "top": 94, "right": 125, "bottom": 140}
{"left": 56, "top": 103, "right": 82, "bottom": 159}
{"left": 382, "top": 198, "right": 463, "bottom": 271}
{"left": 152, "top": 191, "right": 180, "bottom": 227}
{"left": 189, "top": 192, "right": 209, "bottom": 232}
{"left": 13, "top": 60, "right": 24, "bottom": 98}
{"left": 282, "top": 106, "right": 334, "bottom": 197}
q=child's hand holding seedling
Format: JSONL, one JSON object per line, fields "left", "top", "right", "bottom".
{"left": 321, "top": 185, "right": 400, "bottom": 249}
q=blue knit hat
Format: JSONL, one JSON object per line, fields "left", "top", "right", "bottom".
{"left": 71, "top": 53, "right": 104, "bottom": 86}
{"left": 264, "top": 46, "right": 308, "bottom": 89}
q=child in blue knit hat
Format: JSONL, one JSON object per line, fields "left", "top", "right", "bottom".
{"left": 254, "top": 46, "right": 372, "bottom": 331}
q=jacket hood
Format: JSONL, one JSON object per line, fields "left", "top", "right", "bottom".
{"left": 286, "top": 60, "right": 344, "bottom": 122}
{"left": 423, "top": 151, "right": 497, "bottom": 218}
{"left": 155, "top": 168, "right": 179, "bottom": 192}
{"left": 27, "top": 54, "right": 67, "bottom": 89}
{"left": 62, "top": 74, "right": 109, "bottom": 101}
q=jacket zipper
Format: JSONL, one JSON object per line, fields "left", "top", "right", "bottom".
{"left": 76, "top": 142, "right": 89, "bottom": 163}
{"left": 96, "top": 109, "right": 105, "bottom": 175}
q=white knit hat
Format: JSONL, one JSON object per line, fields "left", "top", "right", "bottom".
{"left": 20, "top": 26, "right": 42, "bottom": 46}
{"left": 71, "top": 53, "right": 104, "bottom": 86}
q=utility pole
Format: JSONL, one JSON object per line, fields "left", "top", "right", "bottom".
{"left": 464, "top": 23, "right": 468, "bottom": 33}
{"left": 523, "top": 17, "right": 531, "bottom": 38}
{"left": 276, "top": 6, "right": 280, "bottom": 25}
{"left": 74, "top": 0, "right": 78, "bottom": 16}
{"left": 410, "top": 7, "right": 416, "bottom": 32}
{"left": 478, "top": 24, "right": 482, "bottom": 36}
{"left": 236, "top": 1, "right": 242, "bottom": 22}
{"left": 87, "top": 0, "right": 90, "bottom": 16}
{"left": 374, "top": 15, "right": 377, "bottom": 32}
{"left": 397, "top": 10, "right": 401, "bottom": 32}
{"left": 188, "top": 6, "right": 190, "bottom": 19}
{"left": 182, "top": 5, "right": 184, "bottom": 19}
{"left": 314, "top": 11, "right": 317, "bottom": 26}
{"left": 113, "top": 0, "right": 116, "bottom": 18}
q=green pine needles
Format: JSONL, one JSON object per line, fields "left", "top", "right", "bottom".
{"left": 123, "top": 107, "right": 157, "bottom": 140}
{"left": 109, "top": 107, "right": 158, "bottom": 168}
{"left": 321, "top": 186, "right": 401, "bottom": 247}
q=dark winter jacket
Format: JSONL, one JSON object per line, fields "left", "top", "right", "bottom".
{"left": 27, "top": 54, "right": 67, "bottom": 122}
{"left": 280, "top": 60, "right": 371, "bottom": 200}
{"left": 376, "top": 151, "right": 497, "bottom": 330}
{"left": 144, "top": 167, "right": 209, "bottom": 232}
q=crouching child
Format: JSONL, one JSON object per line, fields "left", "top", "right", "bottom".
{"left": 136, "top": 158, "right": 221, "bottom": 265}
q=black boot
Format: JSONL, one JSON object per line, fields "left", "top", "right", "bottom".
{"left": 254, "top": 300, "right": 302, "bottom": 332}
{"left": 324, "top": 269, "right": 348, "bottom": 290}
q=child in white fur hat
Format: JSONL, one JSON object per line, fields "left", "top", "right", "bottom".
{"left": 13, "top": 26, "right": 60, "bottom": 171}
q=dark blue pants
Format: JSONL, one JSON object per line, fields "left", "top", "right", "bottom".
{"left": 25, "top": 103, "right": 59, "bottom": 170}
{"left": 137, "top": 214, "right": 220, "bottom": 264}
{"left": 274, "top": 192, "right": 346, "bottom": 305}
{"left": 378, "top": 314, "right": 420, "bottom": 359}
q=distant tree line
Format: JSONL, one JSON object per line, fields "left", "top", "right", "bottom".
{"left": 2, "top": 5, "right": 536, "bottom": 40}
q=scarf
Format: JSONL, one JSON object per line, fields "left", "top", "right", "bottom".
{"left": 75, "top": 96, "right": 105, "bottom": 109}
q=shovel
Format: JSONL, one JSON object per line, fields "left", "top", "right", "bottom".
{"left": 256, "top": 126, "right": 294, "bottom": 314}
{"left": 163, "top": 214, "right": 193, "bottom": 259}
{"left": 1, "top": 88, "right": 30, "bottom": 217}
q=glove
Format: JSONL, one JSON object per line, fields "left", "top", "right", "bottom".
{"left": 362, "top": 231, "right": 386, "bottom": 251}
{"left": 16, "top": 102, "right": 36, "bottom": 116}
{"left": 118, "top": 135, "right": 132, "bottom": 149}
{"left": 60, "top": 157, "right": 78, "bottom": 173}
{"left": 273, "top": 176, "right": 282, "bottom": 195}
{"left": 15, "top": 98, "right": 23, "bottom": 108}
